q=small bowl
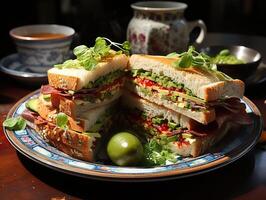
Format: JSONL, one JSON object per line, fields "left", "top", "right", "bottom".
{"left": 201, "top": 45, "right": 262, "bottom": 82}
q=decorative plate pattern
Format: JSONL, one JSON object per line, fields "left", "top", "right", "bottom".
{"left": 0, "top": 54, "right": 47, "bottom": 76}
{"left": 3, "top": 90, "right": 263, "bottom": 181}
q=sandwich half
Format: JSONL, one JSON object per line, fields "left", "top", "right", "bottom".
{"left": 126, "top": 54, "right": 245, "bottom": 124}
{"left": 22, "top": 95, "right": 117, "bottom": 162}
{"left": 42, "top": 53, "right": 128, "bottom": 119}
{"left": 20, "top": 37, "right": 131, "bottom": 162}
{"left": 121, "top": 91, "right": 248, "bottom": 159}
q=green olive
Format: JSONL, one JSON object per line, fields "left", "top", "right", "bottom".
{"left": 107, "top": 132, "right": 144, "bottom": 166}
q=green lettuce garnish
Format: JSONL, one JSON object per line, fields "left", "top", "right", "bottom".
{"left": 3, "top": 116, "right": 26, "bottom": 131}
{"left": 54, "top": 59, "right": 83, "bottom": 70}
{"left": 55, "top": 37, "right": 131, "bottom": 71}
{"left": 167, "top": 46, "right": 216, "bottom": 70}
{"left": 167, "top": 46, "right": 232, "bottom": 81}
{"left": 55, "top": 113, "right": 102, "bottom": 138}
{"left": 144, "top": 136, "right": 179, "bottom": 166}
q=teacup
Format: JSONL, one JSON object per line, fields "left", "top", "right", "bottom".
{"left": 9, "top": 24, "right": 75, "bottom": 73}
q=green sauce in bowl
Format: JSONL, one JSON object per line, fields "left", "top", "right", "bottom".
{"left": 212, "top": 49, "right": 245, "bottom": 64}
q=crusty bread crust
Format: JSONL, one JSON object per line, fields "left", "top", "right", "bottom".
{"left": 38, "top": 96, "right": 57, "bottom": 120}
{"left": 201, "top": 79, "right": 244, "bottom": 101}
{"left": 57, "top": 95, "right": 76, "bottom": 118}
{"left": 48, "top": 54, "right": 128, "bottom": 91}
{"left": 129, "top": 54, "right": 245, "bottom": 101}
{"left": 189, "top": 121, "right": 232, "bottom": 157}
{"left": 48, "top": 73, "right": 79, "bottom": 91}
{"left": 38, "top": 98, "right": 85, "bottom": 132}
{"left": 28, "top": 121, "right": 94, "bottom": 161}
{"left": 125, "top": 82, "right": 216, "bottom": 124}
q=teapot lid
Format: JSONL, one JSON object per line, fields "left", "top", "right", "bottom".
{"left": 131, "top": 1, "right": 187, "bottom": 12}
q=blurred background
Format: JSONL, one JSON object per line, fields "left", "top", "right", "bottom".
{"left": 1, "top": 0, "right": 266, "bottom": 58}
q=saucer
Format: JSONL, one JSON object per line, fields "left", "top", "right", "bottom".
{"left": 0, "top": 51, "right": 73, "bottom": 86}
{"left": 0, "top": 53, "right": 48, "bottom": 86}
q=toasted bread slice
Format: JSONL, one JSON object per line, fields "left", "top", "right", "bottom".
{"left": 129, "top": 54, "right": 244, "bottom": 101}
{"left": 26, "top": 120, "right": 94, "bottom": 161}
{"left": 50, "top": 91, "right": 121, "bottom": 119}
{"left": 38, "top": 95, "right": 116, "bottom": 133}
{"left": 48, "top": 54, "right": 128, "bottom": 91}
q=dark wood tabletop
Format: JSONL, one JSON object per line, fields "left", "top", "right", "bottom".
{"left": 1, "top": 33, "right": 266, "bottom": 200}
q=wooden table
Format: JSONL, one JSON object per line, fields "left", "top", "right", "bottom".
{"left": 1, "top": 34, "right": 266, "bottom": 199}
{"left": 1, "top": 72, "right": 266, "bottom": 200}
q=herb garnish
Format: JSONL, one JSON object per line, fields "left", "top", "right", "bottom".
{"left": 55, "top": 37, "right": 131, "bottom": 71}
{"left": 144, "top": 136, "right": 179, "bottom": 166}
{"left": 167, "top": 46, "right": 217, "bottom": 70}
{"left": 166, "top": 46, "right": 232, "bottom": 80}
{"left": 3, "top": 117, "right": 26, "bottom": 131}
{"left": 55, "top": 112, "right": 101, "bottom": 137}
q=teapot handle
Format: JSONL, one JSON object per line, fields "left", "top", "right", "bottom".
{"left": 187, "top": 20, "right": 207, "bottom": 45}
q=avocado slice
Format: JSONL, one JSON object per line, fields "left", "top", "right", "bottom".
{"left": 168, "top": 121, "right": 178, "bottom": 130}
{"left": 42, "top": 94, "right": 51, "bottom": 101}
{"left": 26, "top": 98, "right": 39, "bottom": 113}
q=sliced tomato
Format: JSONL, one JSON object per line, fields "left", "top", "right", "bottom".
{"left": 158, "top": 123, "right": 169, "bottom": 132}
{"left": 143, "top": 79, "right": 155, "bottom": 87}
{"left": 134, "top": 77, "right": 186, "bottom": 93}
{"left": 173, "top": 139, "right": 190, "bottom": 148}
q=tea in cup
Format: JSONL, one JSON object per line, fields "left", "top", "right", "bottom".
{"left": 9, "top": 24, "right": 75, "bottom": 73}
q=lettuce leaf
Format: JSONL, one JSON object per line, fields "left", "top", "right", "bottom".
{"left": 143, "top": 136, "right": 179, "bottom": 166}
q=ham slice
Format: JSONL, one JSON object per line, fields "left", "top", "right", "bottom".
{"left": 41, "top": 77, "right": 124, "bottom": 100}
{"left": 22, "top": 109, "right": 48, "bottom": 125}
{"left": 127, "top": 99, "right": 251, "bottom": 139}
{"left": 41, "top": 85, "right": 71, "bottom": 97}
{"left": 21, "top": 109, "right": 39, "bottom": 123}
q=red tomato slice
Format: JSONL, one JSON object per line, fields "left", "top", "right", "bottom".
{"left": 158, "top": 123, "right": 169, "bottom": 132}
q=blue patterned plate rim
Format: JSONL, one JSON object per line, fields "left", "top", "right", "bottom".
{"left": 3, "top": 90, "right": 263, "bottom": 181}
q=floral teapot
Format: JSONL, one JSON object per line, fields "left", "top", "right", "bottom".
{"left": 127, "top": 1, "right": 206, "bottom": 55}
